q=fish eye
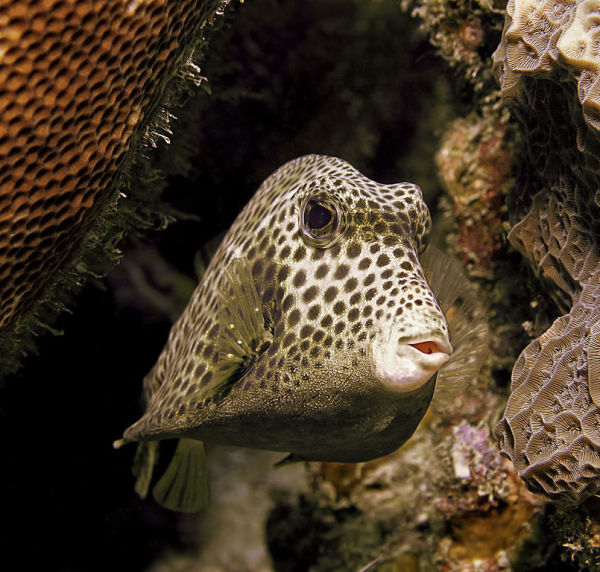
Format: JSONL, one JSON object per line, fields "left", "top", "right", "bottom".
{"left": 307, "top": 202, "right": 333, "bottom": 230}
{"left": 300, "top": 195, "right": 347, "bottom": 248}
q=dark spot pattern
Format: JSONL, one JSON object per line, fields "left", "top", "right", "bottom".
{"left": 324, "top": 286, "right": 338, "bottom": 302}
{"left": 315, "top": 264, "right": 329, "bottom": 279}
{"left": 293, "top": 270, "right": 307, "bottom": 287}
{"left": 334, "top": 264, "right": 350, "bottom": 280}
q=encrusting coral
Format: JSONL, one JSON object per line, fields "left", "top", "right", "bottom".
{"left": 493, "top": 0, "right": 600, "bottom": 503}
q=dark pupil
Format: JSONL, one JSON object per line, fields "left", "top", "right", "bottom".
{"left": 308, "top": 203, "right": 332, "bottom": 230}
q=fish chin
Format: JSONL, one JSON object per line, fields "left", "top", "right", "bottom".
{"left": 372, "top": 334, "right": 452, "bottom": 392}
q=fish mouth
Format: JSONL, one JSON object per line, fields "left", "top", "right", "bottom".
{"left": 372, "top": 333, "right": 452, "bottom": 392}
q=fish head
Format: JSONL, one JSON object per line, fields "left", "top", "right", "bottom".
{"left": 243, "top": 155, "right": 452, "bottom": 399}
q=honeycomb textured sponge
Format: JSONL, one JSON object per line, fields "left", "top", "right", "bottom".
{"left": 493, "top": 0, "right": 600, "bottom": 502}
{"left": 0, "top": 0, "right": 221, "bottom": 332}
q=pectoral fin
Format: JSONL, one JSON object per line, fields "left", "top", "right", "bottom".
{"left": 208, "top": 258, "right": 273, "bottom": 394}
{"left": 421, "top": 245, "right": 488, "bottom": 404}
{"left": 152, "top": 439, "right": 210, "bottom": 513}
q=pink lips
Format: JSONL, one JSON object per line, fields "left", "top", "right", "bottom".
{"left": 409, "top": 340, "right": 446, "bottom": 355}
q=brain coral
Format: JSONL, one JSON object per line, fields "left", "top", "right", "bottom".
{"left": 0, "top": 0, "right": 224, "bottom": 333}
{"left": 493, "top": 0, "right": 600, "bottom": 502}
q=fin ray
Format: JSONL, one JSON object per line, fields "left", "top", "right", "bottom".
{"left": 152, "top": 439, "right": 210, "bottom": 512}
{"left": 421, "top": 245, "right": 489, "bottom": 406}
{"left": 206, "top": 257, "right": 273, "bottom": 395}
{"left": 274, "top": 453, "right": 303, "bottom": 467}
{"left": 132, "top": 440, "right": 160, "bottom": 499}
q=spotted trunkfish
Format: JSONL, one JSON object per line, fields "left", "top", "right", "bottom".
{"left": 115, "top": 155, "right": 487, "bottom": 512}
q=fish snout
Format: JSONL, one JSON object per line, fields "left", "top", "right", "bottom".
{"left": 372, "top": 333, "right": 452, "bottom": 392}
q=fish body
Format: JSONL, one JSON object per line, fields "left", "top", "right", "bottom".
{"left": 116, "top": 155, "right": 481, "bottom": 511}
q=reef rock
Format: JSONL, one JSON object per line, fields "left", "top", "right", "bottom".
{"left": 493, "top": 0, "right": 600, "bottom": 503}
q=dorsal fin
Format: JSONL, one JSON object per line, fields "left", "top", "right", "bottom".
{"left": 421, "top": 245, "right": 489, "bottom": 404}
{"left": 152, "top": 439, "right": 210, "bottom": 513}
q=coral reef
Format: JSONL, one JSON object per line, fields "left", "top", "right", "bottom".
{"left": 5, "top": 0, "right": 600, "bottom": 569}
{"left": 0, "top": 0, "right": 227, "bottom": 371}
{"left": 492, "top": 0, "right": 600, "bottom": 504}
{"left": 266, "top": 417, "right": 548, "bottom": 571}
{"left": 547, "top": 499, "right": 600, "bottom": 570}
{"left": 407, "top": 0, "right": 506, "bottom": 98}
{"left": 435, "top": 107, "right": 514, "bottom": 271}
